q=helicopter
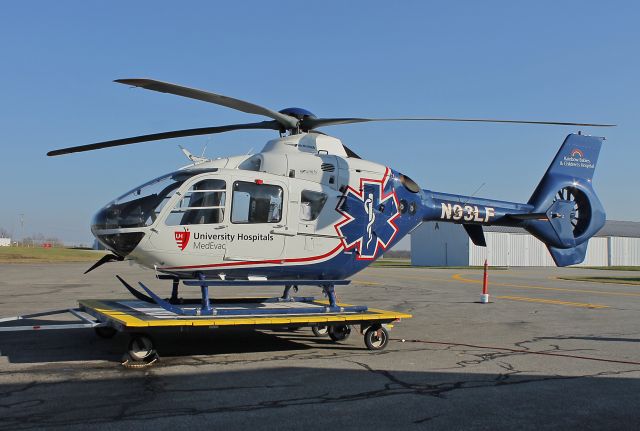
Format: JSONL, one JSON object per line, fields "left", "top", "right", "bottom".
{"left": 48, "top": 79, "right": 612, "bottom": 316}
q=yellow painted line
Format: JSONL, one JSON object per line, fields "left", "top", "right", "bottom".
{"left": 553, "top": 276, "right": 640, "bottom": 286}
{"left": 359, "top": 271, "right": 640, "bottom": 299}
{"left": 495, "top": 295, "right": 609, "bottom": 309}
{"left": 451, "top": 274, "right": 640, "bottom": 298}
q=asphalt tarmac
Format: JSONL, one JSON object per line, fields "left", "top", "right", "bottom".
{"left": 0, "top": 263, "right": 639, "bottom": 430}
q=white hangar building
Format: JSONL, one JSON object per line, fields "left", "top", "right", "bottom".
{"left": 410, "top": 220, "right": 640, "bottom": 267}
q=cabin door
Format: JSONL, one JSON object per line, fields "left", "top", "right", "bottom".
{"left": 224, "top": 178, "right": 287, "bottom": 261}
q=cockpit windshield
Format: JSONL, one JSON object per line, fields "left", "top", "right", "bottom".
{"left": 92, "top": 168, "right": 219, "bottom": 230}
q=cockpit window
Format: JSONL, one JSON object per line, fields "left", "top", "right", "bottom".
{"left": 92, "top": 168, "right": 218, "bottom": 230}
{"left": 165, "top": 179, "right": 226, "bottom": 226}
{"left": 231, "top": 181, "right": 283, "bottom": 223}
{"left": 300, "top": 190, "right": 327, "bottom": 221}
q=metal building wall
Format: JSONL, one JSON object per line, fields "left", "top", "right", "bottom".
{"left": 469, "top": 234, "right": 608, "bottom": 267}
{"left": 468, "top": 233, "right": 536, "bottom": 266}
{"left": 412, "top": 223, "right": 635, "bottom": 267}
{"left": 509, "top": 234, "right": 531, "bottom": 266}
{"left": 609, "top": 237, "right": 640, "bottom": 266}
{"left": 525, "top": 236, "right": 556, "bottom": 266}
{"left": 410, "top": 222, "right": 469, "bottom": 266}
{"left": 577, "top": 237, "right": 608, "bottom": 266}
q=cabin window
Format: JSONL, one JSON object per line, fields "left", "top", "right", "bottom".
{"left": 231, "top": 181, "right": 283, "bottom": 223}
{"left": 238, "top": 155, "right": 262, "bottom": 172}
{"left": 299, "top": 190, "right": 327, "bottom": 221}
{"left": 165, "top": 179, "right": 226, "bottom": 225}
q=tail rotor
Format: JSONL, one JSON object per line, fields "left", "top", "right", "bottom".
{"left": 553, "top": 186, "right": 591, "bottom": 238}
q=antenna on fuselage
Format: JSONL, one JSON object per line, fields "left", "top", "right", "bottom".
{"left": 464, "top": 183, "right": 486, "bottom": 205}
{"left": 201, "top": 139, "right": 210, "bottom": 158}
{"left": 453, "top": 182, "right": 486, "bottom": 218}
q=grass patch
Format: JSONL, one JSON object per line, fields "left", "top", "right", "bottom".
{"left": 372, "top": 258, "right": 412, "bottom": 268}
{"left": 578, "top": 266, "right": 640, "bottom": 271}
{"left": 558, "top": 276, "right": 640, "bottom": 286}
{"left": 0, "top": 247, "right": 106, "bottom": 263}
{"left": 415, "top": 266, "right": 508, "bottom": 270}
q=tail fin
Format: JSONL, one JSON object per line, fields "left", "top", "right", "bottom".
{"left": 525, "top": 134, "right": 606, "bottom": 265}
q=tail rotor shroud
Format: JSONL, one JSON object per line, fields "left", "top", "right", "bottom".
{"left": 553, "top": 186, "right": 591, "bottom": 238}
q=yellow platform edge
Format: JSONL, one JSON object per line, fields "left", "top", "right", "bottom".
{"left": 78, "top": 299, "right": 412, "bottom": 328}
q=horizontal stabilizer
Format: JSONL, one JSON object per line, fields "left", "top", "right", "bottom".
{"left": 547, "top": 242, "right": 588, "bottom": 267}
{"left": 463, "top": 224, "right": 486, "bottom": 247}
{"left": 507, "top": 212, "right": 548, "bottom": 221}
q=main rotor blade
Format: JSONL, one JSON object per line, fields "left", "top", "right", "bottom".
{"left": 115, "top": 78, "right": 299, "bottom": 129}
{"left": 302, "top": 117, "right": 616, "bottom": 130}
{"left": 47, "top": 121, "right": 280, "bottom": 156}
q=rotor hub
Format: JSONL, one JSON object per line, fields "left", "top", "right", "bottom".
{"left": 278, "top": 107, "right": 317, "bottom": 121}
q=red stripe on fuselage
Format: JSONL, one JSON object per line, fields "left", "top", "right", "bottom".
{"left": 160, "top": 243, "right": 344, "bottom": 271}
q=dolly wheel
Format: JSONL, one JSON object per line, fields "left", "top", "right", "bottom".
{"left": 128, "top": 335, "right": 155, "bottom": 361}
{"left": 364, "top": 326, "right": 389, "bottom": 351}
{"left": 312, "top": 325, "right": 329, "bottom": 337}
{"left": 328, "top": 325, "right": 351, "bottom": 342}
{"left": 94, "top": 326, "right": 117, "bottom": 339}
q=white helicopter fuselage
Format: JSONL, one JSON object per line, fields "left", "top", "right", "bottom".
{"left": 92, "top": 132, "right": 425, "bottom": 280}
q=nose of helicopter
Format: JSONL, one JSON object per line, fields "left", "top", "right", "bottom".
{"left": 93, "top": 231, "right": 146, "bottom": 257}
{"left": 90, "top": 200, "right": 148, "bottom": 256}
{"left": 89, "top": 169, "right": 191, "bottom": 256}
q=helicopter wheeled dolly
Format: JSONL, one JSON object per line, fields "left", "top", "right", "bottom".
{"left": 76, "top": 296, "right": 409, "bottom": 363}
{"left": 0, "top": 293, "right": 411, "bottom": 366}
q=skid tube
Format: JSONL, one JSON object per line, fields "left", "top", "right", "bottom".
{"left": 123, "top": 274, "right": 367, "bottom": 317}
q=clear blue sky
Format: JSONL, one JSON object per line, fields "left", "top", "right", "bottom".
{"left": 0, "top": 1, "right": 637, "bottom": 246}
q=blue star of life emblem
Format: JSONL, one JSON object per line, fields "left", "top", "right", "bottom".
{"left": 335, "top": 168, "right": 400, "bottom": 260}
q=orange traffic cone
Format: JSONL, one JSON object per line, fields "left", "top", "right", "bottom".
{"left": 480, "top": 259, "right": 489, "bottom": 304}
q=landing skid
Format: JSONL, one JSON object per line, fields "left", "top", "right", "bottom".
{"left": 116, "top": 274, "right": 365, "bottom": 317}
{"left": 116, "top": 275, "right": 154, "bottom": 303}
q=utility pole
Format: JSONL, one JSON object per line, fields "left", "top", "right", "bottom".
{"left": 19, "top": 213, "right": 24, "bottom": 247}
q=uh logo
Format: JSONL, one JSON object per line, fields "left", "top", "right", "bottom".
{"left": 335, "top": 169, "right": 400, "bottom": 260}
{"left": 175, "top": 228, "right": 191, "bottom": 251}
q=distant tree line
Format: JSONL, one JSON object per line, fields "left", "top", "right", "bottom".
{"left": 382, "top": 250, "right": 411, "bottom": 259}
{"left": 21, "top": 233, "right": 64, "bottom": 247}
{"left": 0, "top": 228, "right": 63, "bottom": 246}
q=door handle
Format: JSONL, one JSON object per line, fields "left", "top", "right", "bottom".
{"left": 271, "top": 226, "right": 296, "bottom": 236}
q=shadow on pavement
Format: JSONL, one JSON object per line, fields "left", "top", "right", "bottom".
{"left": 0, "top": 327, "right": 331, "bottom": 363}
{"left": 0, "top": 364, "right": 639, "bottom": 430}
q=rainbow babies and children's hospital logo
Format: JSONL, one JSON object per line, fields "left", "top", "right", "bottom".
{"left": 561, "top": 147, "right": 594, "bottom": 169}
{"left": 570, "top": 148, "right": 584, "bottom": 158}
